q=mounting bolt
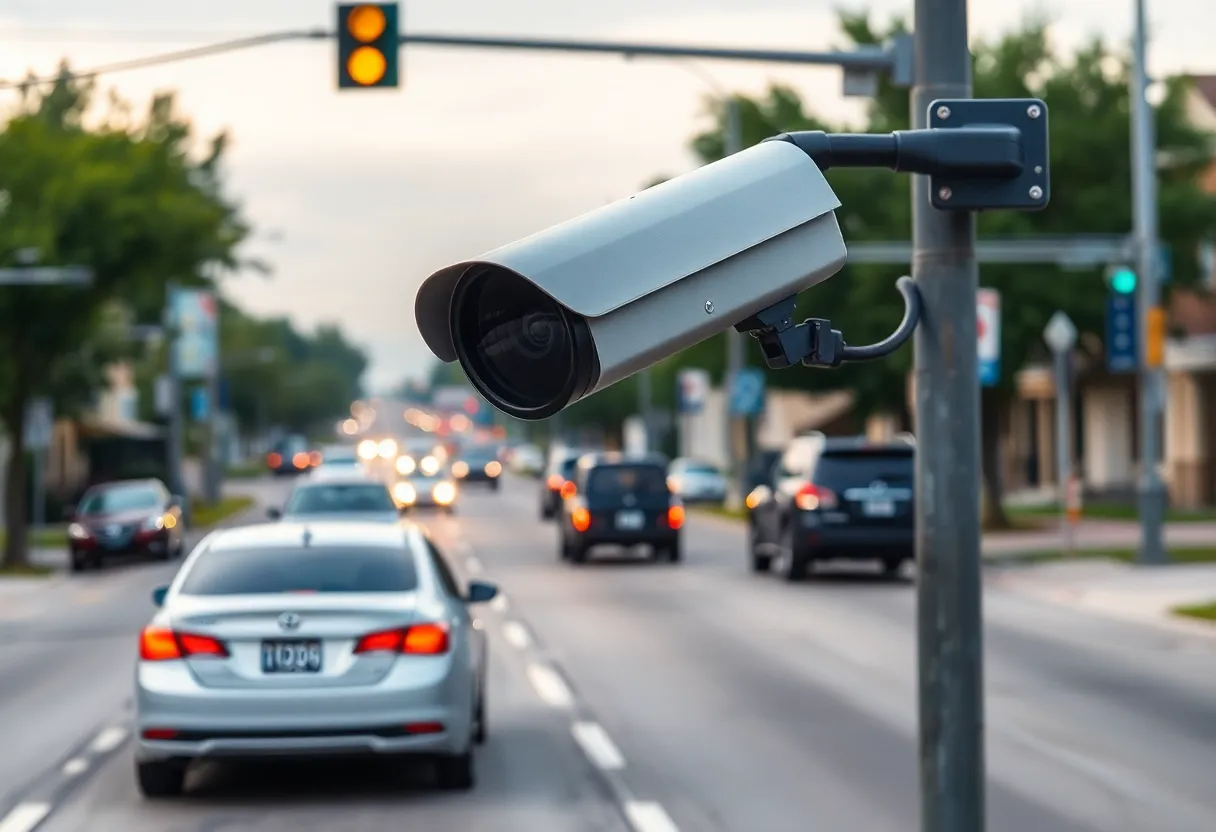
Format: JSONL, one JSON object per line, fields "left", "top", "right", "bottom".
{"left": 938, "top": 186, "right": 952, "bottom": 201}
{"left": 704, "top": 300, "right": 714, "bottom": 314}
{"left": 1029, "top": 185, "right": 1043, "bottom": 200}
{"left": 1034, "top": 165, "right": 1043, "bottom": 174}
{"left": 936, "top": 105, "right": 951, "bottom": 120}
{"left": 1027, "top": 104, "right": 1041, "bottom": 119}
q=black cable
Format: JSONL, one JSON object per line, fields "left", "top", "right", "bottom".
{"left": 839, "top": 276, "right": 921, "bottom": 361}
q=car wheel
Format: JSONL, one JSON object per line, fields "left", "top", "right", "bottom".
{"left": 748, "top": 525, "right": 772, "bottom": 573}
{"left": 882, "top": 558, "right": 907, "bottom": 579}
{"left": 136, "top": 760, "right": 187, "bottom": 798}
{"left": 490, "top": 479, "right": 500, "bottom": 491}
{"left": 69, "top": 553, "right": 86, "bottom": 573}
{"left": 779, "top": 524, "right": 808, "bottom": 583}
{"left": 473, "top": 691, "right": 487, "bottom": 745}
{"left": 435, "top": 751, "right": 475, "bottom": 790}
{"left": 569, "top": 543, "right": 588, "bottom": 564}
{"left": 662, "top": 539, "right": 682, "bottom": 563}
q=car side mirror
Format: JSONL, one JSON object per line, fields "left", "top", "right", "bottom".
{"left": 266, "top": 507, "right": 282, "bottom": 520}
{"left": 465, "top": 580, "right": 498, "bottom": 604}
{"left": 151, "top": 585, "right": 169, "bottom": 607}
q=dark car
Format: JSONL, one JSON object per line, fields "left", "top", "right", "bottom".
{"left": 540, "top": 452, "right": 583, "bottom": 520}
{"left": 557, "top": 453, "right": 683, "bottom": 564}
{"left": 748, "top": 434, "right": 914, "bottom": 581}
{"left": 66, "top": 479, "right": 185, "bottom": 571}
{"left": 267, "top": 434, "right": 313, "bottom": 476}
{"left": 452, "top": 444, "right": 504, "bottom": 490}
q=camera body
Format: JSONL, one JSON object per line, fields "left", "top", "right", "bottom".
{"left": 415, "top": 139, "right": 848, "bottom": 420}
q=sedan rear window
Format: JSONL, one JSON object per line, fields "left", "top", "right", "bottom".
{"left": 179, "top": 546, "right": 419, "bottom": 595}
{"left": 587, "top": 465, "right": 668, "bottom": 497}
{"left": 284, "top": 483, "right": 396, "bottom": 514}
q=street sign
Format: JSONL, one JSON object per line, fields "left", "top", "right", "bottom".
{"left": 729, "top": 367, "right": 766, "bottom": 416}
{"left": 23, "top": 398, "right": 53, "bottom": 449}
{"left": 190, "top": 388, "right": 209, "bottom": 421}
{"left": 676, "top": 368, "right": 710, "bottom": 415}
{"left": 1043, "top": 311, "right": 1077, "bottom": 354}
{"left": 977, "top": 289, "right": 1000, "bottom": 387}
{"left": 171, "top": 289, "right": 218, "bottom": 379}
{"left": 1106, "top": 292, "right": 1138, "bottom": 373}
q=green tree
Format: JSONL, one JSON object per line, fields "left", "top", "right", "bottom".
{"left": 0, "top": 66, "right": 249, "bottom": 566}
{"left": 671, "top": 12, "right": 1216, "bottom": 525}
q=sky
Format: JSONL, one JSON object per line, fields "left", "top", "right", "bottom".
{"left": 1, "top": 0, "right": 1212, "bottom": 393}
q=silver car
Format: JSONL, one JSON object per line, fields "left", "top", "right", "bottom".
{"left": 667, "top": 458, "right": 729, "bottom": 504}
{"left": 268, "top": 476, "right": 402, "bottom": 523}
{"left": 134, "top": 521, "right": 497, "bottom": 797}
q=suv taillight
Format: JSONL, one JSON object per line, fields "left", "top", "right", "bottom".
{"left": 795, "top": 484, "right": 837, "bottom": 511}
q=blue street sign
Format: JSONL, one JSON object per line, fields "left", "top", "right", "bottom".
{"left": 1106, "top": 292, "right": 1138, "bottom": 373}
{"left": 190, "top": 388, "right": 209, "bottom": 421}
{"left": 730, "top": 368, "right": 766, "bottom": 416}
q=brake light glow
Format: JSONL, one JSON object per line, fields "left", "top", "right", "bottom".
{"left": 547, "top": 475, "right": 563, "bottom": 491}
{"left": 404, "top": 722, "right": 445, "bottom": 735}
{"left": 667, "top": 505, "right": 685, "bottom": 530}
{"left": 139, "top": 627, "right": 229, "bottom": 661}
{"left": 795, "top": 484, "right": 838, "bottom": 511}
{"left": 141, "top": 728, "right": 179, "bottom": 740}
{"left": 308, "top": 450, "right": 323, "bottom": 466}
{"left": 572, "top": 507, "right": 591, "bottom": 532}
{"left": 292, "top": 452, "right": 309, "bottom": 469}
{"left": 267, "top": 452, "right": 282, "bottom": 468}
{"left": 353, "top": 622, "right": 450, "bottom": 655}
{"left": 559, "top": 481, "right": 577, "bottom": 499}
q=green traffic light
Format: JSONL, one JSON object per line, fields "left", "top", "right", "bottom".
{"left": 1110, "top": 268, "right": 1137, "bottom": 294}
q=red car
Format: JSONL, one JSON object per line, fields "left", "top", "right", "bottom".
{"left": 66, "top": 479, "right": 186, "bottom": 571}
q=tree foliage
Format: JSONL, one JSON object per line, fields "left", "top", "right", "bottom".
{"left": 0, "top": 65, "right": 249, "bottom": 565}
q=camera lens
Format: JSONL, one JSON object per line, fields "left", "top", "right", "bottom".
{"left": 453, "top": 267, "right": 581, "bottom": 414}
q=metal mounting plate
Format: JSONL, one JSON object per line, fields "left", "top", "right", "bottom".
{"left": 928, "top": 98, "right": 1050, "bottom": 212}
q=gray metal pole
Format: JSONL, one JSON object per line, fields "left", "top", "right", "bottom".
{"left": 31, "top": 447, "right": 44, "bottom": 529}
{"left": 204, "top": 300, "right": 222, "bottom": 504}
{"left": 638, "top": 366, "right": 654, "bottom": 453}
{"left": 1054, "top": 349, "right": 1073, "bottom": 553}
{"left": 164, "top": 282, "right": 188, "bottom": 524}
{"left": 910, "top": 0, "right": 986, "bottom": 828}
{"left": 1131, "top": 0, "right": 1166, "bottom": 564}
{"left": 722, "top": 95, "right": 747, "bottom": 508}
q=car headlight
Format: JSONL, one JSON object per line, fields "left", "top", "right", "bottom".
{"left": 141, "top": 515, "right": 165, "bottom": 531}
{"left": 420, "top": 455, "right": 440, "bottom": 476}
{"left": 67, "top": 522, "right": 89, "bottom": 540}
{"left": 378, "top": 438, "right": 398, "bottom": 459}
{"left": 451, "top": 461, "right": 469, "bottom": 478}
{"left": 485, "top": 461, "right": 502, "bottom": 477}
{"left": 393, "top": 482, "right": 417, "bottom": 505}
{"left": 396, "top": 455, "right": 416, "bottom": 475}
{"left": 357, "top": 439, "right": 379, "bottom": 461}
{"left": 432, "top": 481, "right": 456, "bottom": 504}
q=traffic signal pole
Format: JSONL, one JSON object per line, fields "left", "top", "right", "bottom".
{"left": 910, "top": 0, "right": 986, "bottom": 829}
{"left": 1130, "top": 0, "right": 1167, "bottom": 564}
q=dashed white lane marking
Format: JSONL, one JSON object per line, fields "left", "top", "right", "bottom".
{"left": 501, "top": 621, "right": 531, "bottom": 650}
{"left": 61, "top": 757, "right": 88, "bottom": 776}
{"left": 0, "top": 802, "right": 52, "bottom": 832}
{"left": 525, "top": 662, "right": 574, "bottom": 709}
{"left": 571, "top": 721, "right": 626, "bottom": 771}
{"left": 490, "top": 594, "right": 509, "bottom": 613}
{"left": 89, "top": 726, "right": 127, "bottom": 754}
{"left": 624, "top": 801, "right": 680, "bottom": 832}
{"left": 465, "top": 556, "right": 484, "bottom": 574}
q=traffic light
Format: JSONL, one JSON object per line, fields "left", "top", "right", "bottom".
{"left": 1107, "top": 265, "right": 1137, "bottom": 295}
{"left": 337, "top": 3, "right": 399, "bottom": 89}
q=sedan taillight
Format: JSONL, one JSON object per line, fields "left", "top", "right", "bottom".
{"left": 139, "top": 626, "right": 229, "bottom": 660}
{"left": 353, "top": 623, "right": 449, "bottom": 655}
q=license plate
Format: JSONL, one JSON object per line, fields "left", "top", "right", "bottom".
{"left": 863, "top": 500, "right": 895, "bottom": 517}
{"left": 615, "top": 510, "right": 644, "bottom": 530}
{"left": 261, "top": 640, "right": 322, "bottom": 673}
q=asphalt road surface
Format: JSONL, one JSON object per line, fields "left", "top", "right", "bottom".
{"left": 1, "top": 474, "right": 1214, "bottom": 832}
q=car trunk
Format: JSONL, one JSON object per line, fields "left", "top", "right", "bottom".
{"left": 815, "top": 450, "right": 915, "bottom": 527}
{"left": 582, "top": 465, "right": 672, "bottom": 535}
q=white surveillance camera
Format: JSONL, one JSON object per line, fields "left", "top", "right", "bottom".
{"left": 414, "top": 139, "right": 847, "bottom": 421}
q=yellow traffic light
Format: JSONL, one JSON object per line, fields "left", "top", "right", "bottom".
{"left": 336, "top": 3, "right": 399, "bottom": 89}
{"left": 346, "top": 4, "right": 387, "bottom": 41}
{"left": 347, "top": 46, "right": 387, "bottom": 85}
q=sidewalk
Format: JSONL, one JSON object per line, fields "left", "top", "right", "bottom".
{"left": 983, "top": 519, "right": 1216, "bottom": 557}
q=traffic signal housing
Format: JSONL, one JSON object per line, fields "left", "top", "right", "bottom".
{"left": 337, "top": 3, "right": 399, "bottom": 89}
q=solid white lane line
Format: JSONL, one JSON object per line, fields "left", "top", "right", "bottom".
{"left": 465, "top": 556, "right": 484, "bottom": 574}
{"left": 525, "top": 663, "right": 574, "bottom": 709}
{"left": 571, "top": 721, "right": 626, "bottom": 771}
{"left": 0, "top": 803, "right": 52, "bottom": 832}
{"left": 61, "top": 757, "right": 88, "bottom": 776}
{"left": 490, "top": 594, "right": 509, "bottom": 613}
{"left": 90, "top": 726, "right": 127, "bottom": 754}
{"left": 501, "top": 621, "right": 531, "bottom": 650}
{"left": 624, "top": 801, "right": 681, "bottom": 832}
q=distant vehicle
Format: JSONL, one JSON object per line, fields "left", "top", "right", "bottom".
{"left": 394, "top": 461, "right": 459, "bottom": 514}
{"left": 666, "top": 458, "right": 728, "bottom": 504}
{"left": 539, "top": 450, "right": 585, "bottom": 520}
{"left": 394, "top": 438, "right": 447, "bottom": 478}
{"left": 269, "top": 476, "right": 401, "bottom": 524}
{"left": 747, "top": 434, "right": 915, "bottom": 580}
{"left": 509, "top": 444, "right": 544, "bottom": 476}
{"left": 134, "top": 521, "right": 497, "bottom": 797}
{"left": 451, "top": 444, "right": 504, "bottom": 490}
{"left": 267, "top": 435, "right": 313, "bottom": 476}
{"left": 313, "top": 444, "right": 365, "bottom": 477}
{"left": 66, "top": 479, "right": 186, "bottom": 571}
{"left": 557, "top": 453, "right": 683, "bottom": 564}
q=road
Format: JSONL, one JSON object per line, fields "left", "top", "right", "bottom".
{"left": 0, "top": 474, "right": 1213, "bottom": 832}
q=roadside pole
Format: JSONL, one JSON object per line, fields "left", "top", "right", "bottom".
{"left": 164, "top": 282, "right": 189, "bottom": 525}
{"left": 909, "top": 0, "right": 986, "bottom": 829}
{"left": 1044, "top": 312, "right": 1079, "bottom": 555}
{"left": 721, "top": 95, "right": 747, "bottom": 508}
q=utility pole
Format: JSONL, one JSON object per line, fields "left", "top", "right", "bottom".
{"left": 722, "top": 96, "right": 748, "bottom": 508}
{"left": 910, "top": 0, "right": 986, "bottom": 829}
{"left": 204, "top": 304, "right": 222, "bottom": 505}
{"left": 164, "top": 282, "right": 188, "bottom": 524}
{"left": 1044, "top": 312, "right": 1079, "bottom": 554}
{"left": 1131, "top": 0, "right": 1166, "bottom": 564}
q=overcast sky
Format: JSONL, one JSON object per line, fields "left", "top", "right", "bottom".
{"left": 1, "top": 0, "right": 1212, "bottom": 392}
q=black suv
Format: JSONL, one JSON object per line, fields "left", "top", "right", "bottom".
{"left": 557, "top": 453, "right": 683, "bottom": 564}
{"left": 748, "top": 434, "right": 914, "bottom": 581}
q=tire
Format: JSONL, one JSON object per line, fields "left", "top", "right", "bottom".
{"left": 660, "top": 539, "right": 682, "bottom": 563}
{"left": 748, "top": 525, "right": 772, "bottom": 573}
{"left": 569, "top": 543, "right": 588, "bottom": 564}
{"left": 435, "top": 751, "right": 475, "bottom": 790}
{"left": 473, "top": 691, "right": 487, "bottom": 745}
{"left": 882, "top": 558, "right": 907, "bottom": 579}
{"left": 69, "top": 554, "right": 86, "bottom": 573}
{"left": 490, "top": 479, "right": 500, "bottom": 491}
{"left": 136, "top": 760, "right": 187, "bottom": 798}
{"left": 779, "top": 524, "right": 809, "bottom": 583}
